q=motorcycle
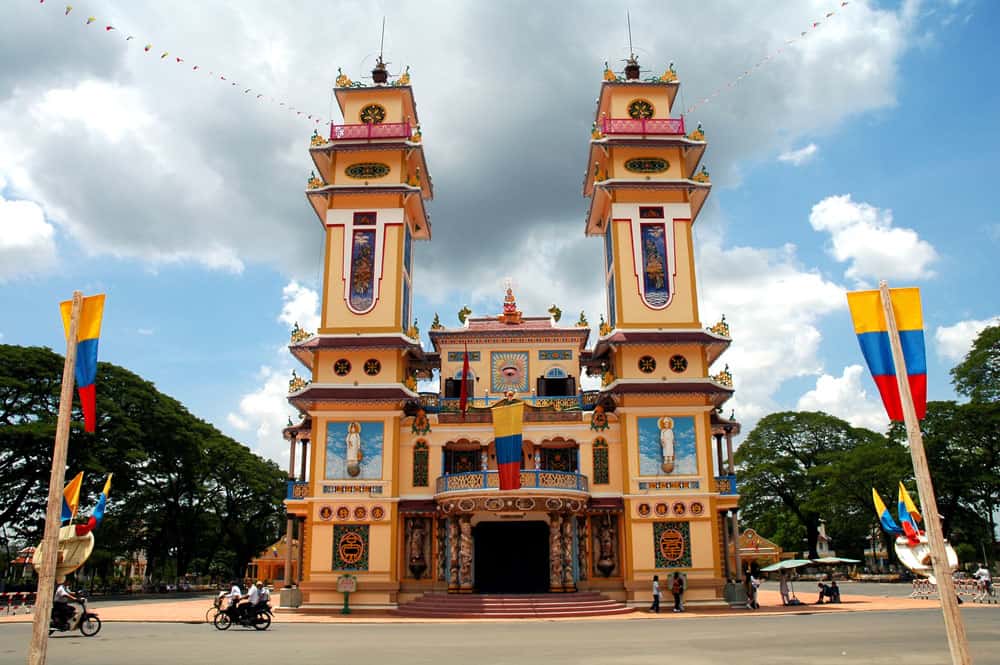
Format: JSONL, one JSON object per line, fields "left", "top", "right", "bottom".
{"left": 213, "top": 601, "right": 271, "bottom": 631}
{"left": 49, "top": 597, "right": 101, "bottom": 637}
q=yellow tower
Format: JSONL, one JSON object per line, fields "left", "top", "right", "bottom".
{"left": 284, "top": 58, "right": 432, "bottom": 606}
{"left": 583, "top": 56, "right": 741, "bottom": 597}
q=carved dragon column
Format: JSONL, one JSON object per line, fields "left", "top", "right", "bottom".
{"left": 561, "top": 514, "right": 576, "bottom": 592}
{"left": 448, "top": 516, "right": 460, "bottom": 593}
{"left": 458, "top": 515, "right": 473, "bottom": 593}
{"left": 576, "top": 516, "right": 589, "bottom": 585}
{"left": 549, "top": 513, "right": 564, "bottom": 593}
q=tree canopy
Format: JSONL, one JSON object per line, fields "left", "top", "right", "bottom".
{"left": 950, "top": 324, "right": 999, "bottom": 403}
{"left": 0, "top": 344, "right": 286, "bottom": 583}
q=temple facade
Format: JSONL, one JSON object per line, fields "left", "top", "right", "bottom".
{"left": 282, "top": 55, "right": 742, "bottom": 610}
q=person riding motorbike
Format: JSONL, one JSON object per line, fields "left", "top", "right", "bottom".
{"left": 52, "top": 577, "right": 78, "bottom": 629}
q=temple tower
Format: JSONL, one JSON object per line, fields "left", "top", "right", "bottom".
{"left": 583, "top": 56, "right": 741, "bottom": 597}
{"left": 284, "top": 58, "right": 432, "bottom": 606}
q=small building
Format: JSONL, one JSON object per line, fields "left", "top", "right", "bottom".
{"left": 245, "top": 539, "right": 300, "bottom": 586}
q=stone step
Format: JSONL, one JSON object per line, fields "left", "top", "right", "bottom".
{"left": 395, "top": 592, "right": 634, "bottom": 618}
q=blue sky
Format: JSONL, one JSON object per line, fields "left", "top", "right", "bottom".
{"left": 0, "top": 1, "right": 996, "bottom": 464}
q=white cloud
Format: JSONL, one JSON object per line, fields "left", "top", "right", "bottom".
{"left": 796, "top": 364, "right": 889, "bottom": 431}
{"left": 0, "top": 186, "right": 57, "bottom": 282}
{"left": 778, "top": 143, "right": 818, "bottom": 166}
{"left": 278, "top": 281, "right": 320, "bottom": 332}
{"left": 809, "top": 194, "right": 938, "bottom": 284}
{"left": 226, "top": 280, "right": 321, "bottom": 465}
{"left": 137, "top": 328, "right": 155, "bottom": 336}
{"left": 934, "top": 316, "right": 1000, "bottom": 363}
{"left": 32, "top": 81, "right": 154, "bottom": 144}
{"left": 696, "top": 229, "right": 846, "bottom": 430}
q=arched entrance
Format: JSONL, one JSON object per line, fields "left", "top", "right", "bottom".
{"left": 473, "top": 521, "right": 549, "bottom": 593}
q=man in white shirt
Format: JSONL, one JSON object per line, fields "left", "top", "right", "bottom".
{"left": 52, "top": 577, "right": 77, "bottom": 628}
{"left": 247, "top": 580, "right": 261, "bottom": 608}
{"left": 974, "top": 563, "right": 992, "bottom": 592}
{"left": 256, "top": 581, "right": 270, "bottom": 608}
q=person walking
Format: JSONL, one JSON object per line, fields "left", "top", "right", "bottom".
{"left": 779, "top": 572, "right": 790, "bottom": 606}
{"left": 650, "top": 575, "right": 661, "bottom": 613}
{"left": 747, "top": 574, "right": 760, "bottom": 610}
{"left": 671, "top": 572, "right": 684, "bottom": 612}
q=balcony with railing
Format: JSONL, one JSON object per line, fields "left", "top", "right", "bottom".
{"left": 417, "top": 391, "right": 601, "bottom": 414}
{"left": 435, "top": 469, "right": 589, "bottom": 495}
{"left": 328, "top": 121, "right": 412, "bottom": 141}
{"left": 286, "top": 480, "right": 309, "bottom": 500}
{"left": 714, "top": 474, "right": 738, "bottom": 496}
{"left": 600, "top": 116, "right": 685, "bottom": 137}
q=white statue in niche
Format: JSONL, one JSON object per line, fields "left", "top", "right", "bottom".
{"left": 346, "top": 421, "right": 363, "bottom": 477}
{"left": 658, "top": 416, "right": 675, "bottom": 473}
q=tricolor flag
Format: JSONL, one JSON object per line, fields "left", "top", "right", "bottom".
{"left": 459, "top": 344, "right": 471, "bottom": 415}
{"left": 846, "top": 288, "right": 926, "bottom": 421}
{"left": 60, "top": 293, "right": 106, "bottom": 433}
{"left": 75, "top": 474, "right": 112, "bottom": 536}
{"left": 61, "top": 471, "right": 84, "bottom": 523}
{"left": 898, "top": 482, "right": 922, "bottom": 543}
{"left": 872, "top": 488, "right": 903, "bottom": 535}
{"left": 492, "top": 401, "right": 524, "bottom": 490}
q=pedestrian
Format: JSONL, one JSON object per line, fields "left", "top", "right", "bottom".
{"left": 671, "top": 572, "right": 684, "bottom": 612}
{"left": 779, "top": 572, "right": 790, "bottom": 606}
{"left": 747, "top": 574, "right": 760, "bottom": 610}
{"left": 650, "top": 575, "right": 661, "bottom": 613}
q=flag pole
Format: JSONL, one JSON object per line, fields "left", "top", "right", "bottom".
{"left": 879, "top": 281, "right": 972, "bottom": 665}
{"left": 28, "top": 290, "right": 82, "bottom": 665}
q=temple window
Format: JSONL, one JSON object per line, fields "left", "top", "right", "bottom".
{"left": 536, "top": 366, "right": 576, "bottom": 397}
{"left": 412, "top": 440, "right": 429, "bottom": 487}
{"left": 593, "top": 438, "right": 609, "bottom": 484}
{"left": 444, "top": 370, "right": 475, "bottom": 399}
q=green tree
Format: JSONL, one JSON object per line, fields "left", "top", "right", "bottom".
{"left": 736, "top": 411, "right": 869, "bottom": 558}
{"left": 0, "top": 344, "right": 286, "bottom": 583}
{"left": 950, "top": 324, "right": 999, "bottom": 403}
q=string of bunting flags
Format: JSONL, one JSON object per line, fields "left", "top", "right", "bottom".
{"left": 36, "top": 0, "right": 334, "bottom": 128}
{"left": 684, "top": 1, "right": 851, "bottom": 114}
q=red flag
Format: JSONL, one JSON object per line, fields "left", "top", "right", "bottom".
{"left": 459, "top": 344, "right": 471, "bottom": 415}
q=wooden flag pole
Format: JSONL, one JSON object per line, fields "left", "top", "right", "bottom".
{"left": 28, "top": 291, "right": 82, "bottom": 665}
{"left": 879, "top": 281, "right": 972, "bottom": 665}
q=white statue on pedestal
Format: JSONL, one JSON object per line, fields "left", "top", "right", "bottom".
{"left": 658, "top": 416, "right": 675, "bottom": 473}
{"left": 346, "top": 421, "right": 363, "bottom": 477}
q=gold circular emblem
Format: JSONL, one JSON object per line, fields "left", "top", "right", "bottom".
{"left": 672, "top": 502, "right": 687, "bottom": 516}
{"left": 627, "top": 98, "right": 655, "bottom": 119}
{"left": 515, "top": 498, "right": 535, "bottom": 511}
{"left": 689, "top": 502, "right": 704, "bottom": 516}
{"left": 354, "top": 506, "right": 368, "bottom": 520}
{"left": 658, "top": 528, "right": 685, "bottom": 562}
{"left": 359, "top": 103, "right": 386, "bottom": 124}
{"left": 319, "top": 506, "right": 333, "bottom": 521}
{"left": 655, "top": 503, "right": 668, "bottom": 516}
{"left": 485, "top": 497, "right": 504, "bottom": 512}
{"left": 637, "top": 503, "right": 651, "bottom": 517}
{"left": 371, "top": 506, "right": 385, "bottom": 520}
{"left": 336, "top": 506, "right": 350, "bottom": 520}
{"left": 338, "top": 531, "right": 365, "bottom": 565}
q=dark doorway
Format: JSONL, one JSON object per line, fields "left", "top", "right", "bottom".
{"left": 473, "top": 521, "right": 549, "bottom": 593}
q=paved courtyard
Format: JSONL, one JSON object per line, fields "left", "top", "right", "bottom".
{"left": 0, "top": 607, "right": 998, "bottom": 665}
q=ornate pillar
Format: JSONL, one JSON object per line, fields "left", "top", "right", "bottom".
{"left": 561, "top": 514, "right": 576, "bottom": 592}
{"left": 714, "top": 433, "right": 725, "bottom": 477}
{"left": 296, "top": 517, "right": 306, "bottom": 583}
{"left": 284, "top": 435, "right": 296, "bottom": 588}
{"left": 721, "top": 511, "right": 731, "bottom": 580}
{"left": 576, "top": 516, "right": 589, "bottom": 583}
{"left": 724, "top": 428, "right": 735, "bottom": 474}
{"left": 436, "top": 518, "right": 447, "bottom": 583}
{"left": 448, "top": 516, "right": 459, "bottom": 593}
{"left": 549, "top": 513, "right": 564, "bottom": 592}
{"left": 299, "top": 438, "right": 309, "bottom": 481}
{"left": 458, "top": 515, "right": 473, "bottom": 593}
{"left": 730, "top": 510, "right": 743, "bottom": 581}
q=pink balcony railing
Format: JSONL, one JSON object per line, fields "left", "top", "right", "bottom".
{"left": 601, "top": 117, "right": 685, "bottom": 136}
{"left": 328, "top": 121, "right": 412, "bottom": 141}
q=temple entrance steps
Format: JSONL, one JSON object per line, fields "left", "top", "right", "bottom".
{"left": 394, "top": 592, "right": 634, "bottom": 618}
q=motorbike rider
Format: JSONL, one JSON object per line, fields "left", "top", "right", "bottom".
{"left": 257, "top": 581, "right": 270, "bottom": 609}
{"left": 226, "top": 580, "right": 244, "bottom": 618}
{"left": 245, "top": 580, "right": 261, "bottom": 618}
{"left": 52, "top": 576, "right": 78, "bottom": 628}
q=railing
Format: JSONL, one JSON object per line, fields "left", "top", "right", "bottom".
{"left": 286, "top": 480, "right": 309, "bottom": 500}
{"left": 329, "top": 121, "right": 411, "bottom": 141}
{"left": 601, "top": 117, "right": 685, "bottom": 136}
{"left": 714, "top": 474, "right": 738, "bottom": 495}
{"left": 436, "top": 470, "right": 589, "bottom": 494}
{"left": 419, "top": 391, "right": 601, "bottom": 414}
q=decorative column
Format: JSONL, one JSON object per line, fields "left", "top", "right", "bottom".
{"left": 458, "top": 515, "right": 473, "bottom": 593}
{"left": 576, "top": 516, "right": 589, "bottom": 583}
{"left": 561, "top": 514, "right": 576, "bottom": 592}
{"left": 724, "top": 427, "right": 735, "bottom": 474}
{"left": 549, "top": 514, "right": 564, "bottom": 592}
{"left": 296, "top": 516, "right": 306, "bottom": 583}
{"left": 448, "top": 516, "right": 460, "bottom": 593}
{"left": 300, "top": 438, "right": 310, "bottom": 481}
{"left": 714, "top": 433, "right": 725, "bottom": 477}
{"left": 730, "top": 510, "right": 743, "bottom": 580}
{"left": 284, "top": 434, "right": 296, "bottom": 587}
{"left": 721, "top": 511, "right": 731, "bottom": 580}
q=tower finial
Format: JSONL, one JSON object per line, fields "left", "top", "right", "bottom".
{"left": 627, "top": 10, "right": 634, "bottom": 59}
{"left": 372, "top": 17, "right": 389, "bottom": 84}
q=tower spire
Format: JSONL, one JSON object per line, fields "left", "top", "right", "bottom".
{"left": 373, "top": 17, "right": 389, "bottom": 84}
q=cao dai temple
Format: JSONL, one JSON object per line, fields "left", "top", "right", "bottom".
{"left": 280, "top": 54, "right": 743, "bottom": 614}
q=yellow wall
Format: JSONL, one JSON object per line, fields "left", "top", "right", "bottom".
{"left": 321, "top": 223, "right": 404, "bottom": 332}
{"left": 314, "top": 349, "right": 404, "bottom": 384}
{"left": 617, "top": 344, "right": 706, "bottom": 381}
{"left": 333, "top": 149, "right": 403, "bottom": 186}
{"left": 609, "top": 146, "right": 684, "bottom": 182}
{"left": 610, "top": 210, "right": 700, "bottom": 328}
{"left": 341, "top": 95, "right": 406, "bottom": 125}
{"left": 436, "top": 342, "right": 582, "bottom": 397}
{"left": 607, "top": 87, "right": 675, "bottom": 118}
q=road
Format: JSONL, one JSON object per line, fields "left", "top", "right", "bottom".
{"left": 1, "top": 607, "right": 998, "bottom": 665}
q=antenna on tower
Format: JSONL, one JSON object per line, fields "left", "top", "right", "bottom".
{"left": 626, "top": 10, "right": 634, "bottom": 59}
{"left": 379, "top": 16, "right": 386, "bottom": 62}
